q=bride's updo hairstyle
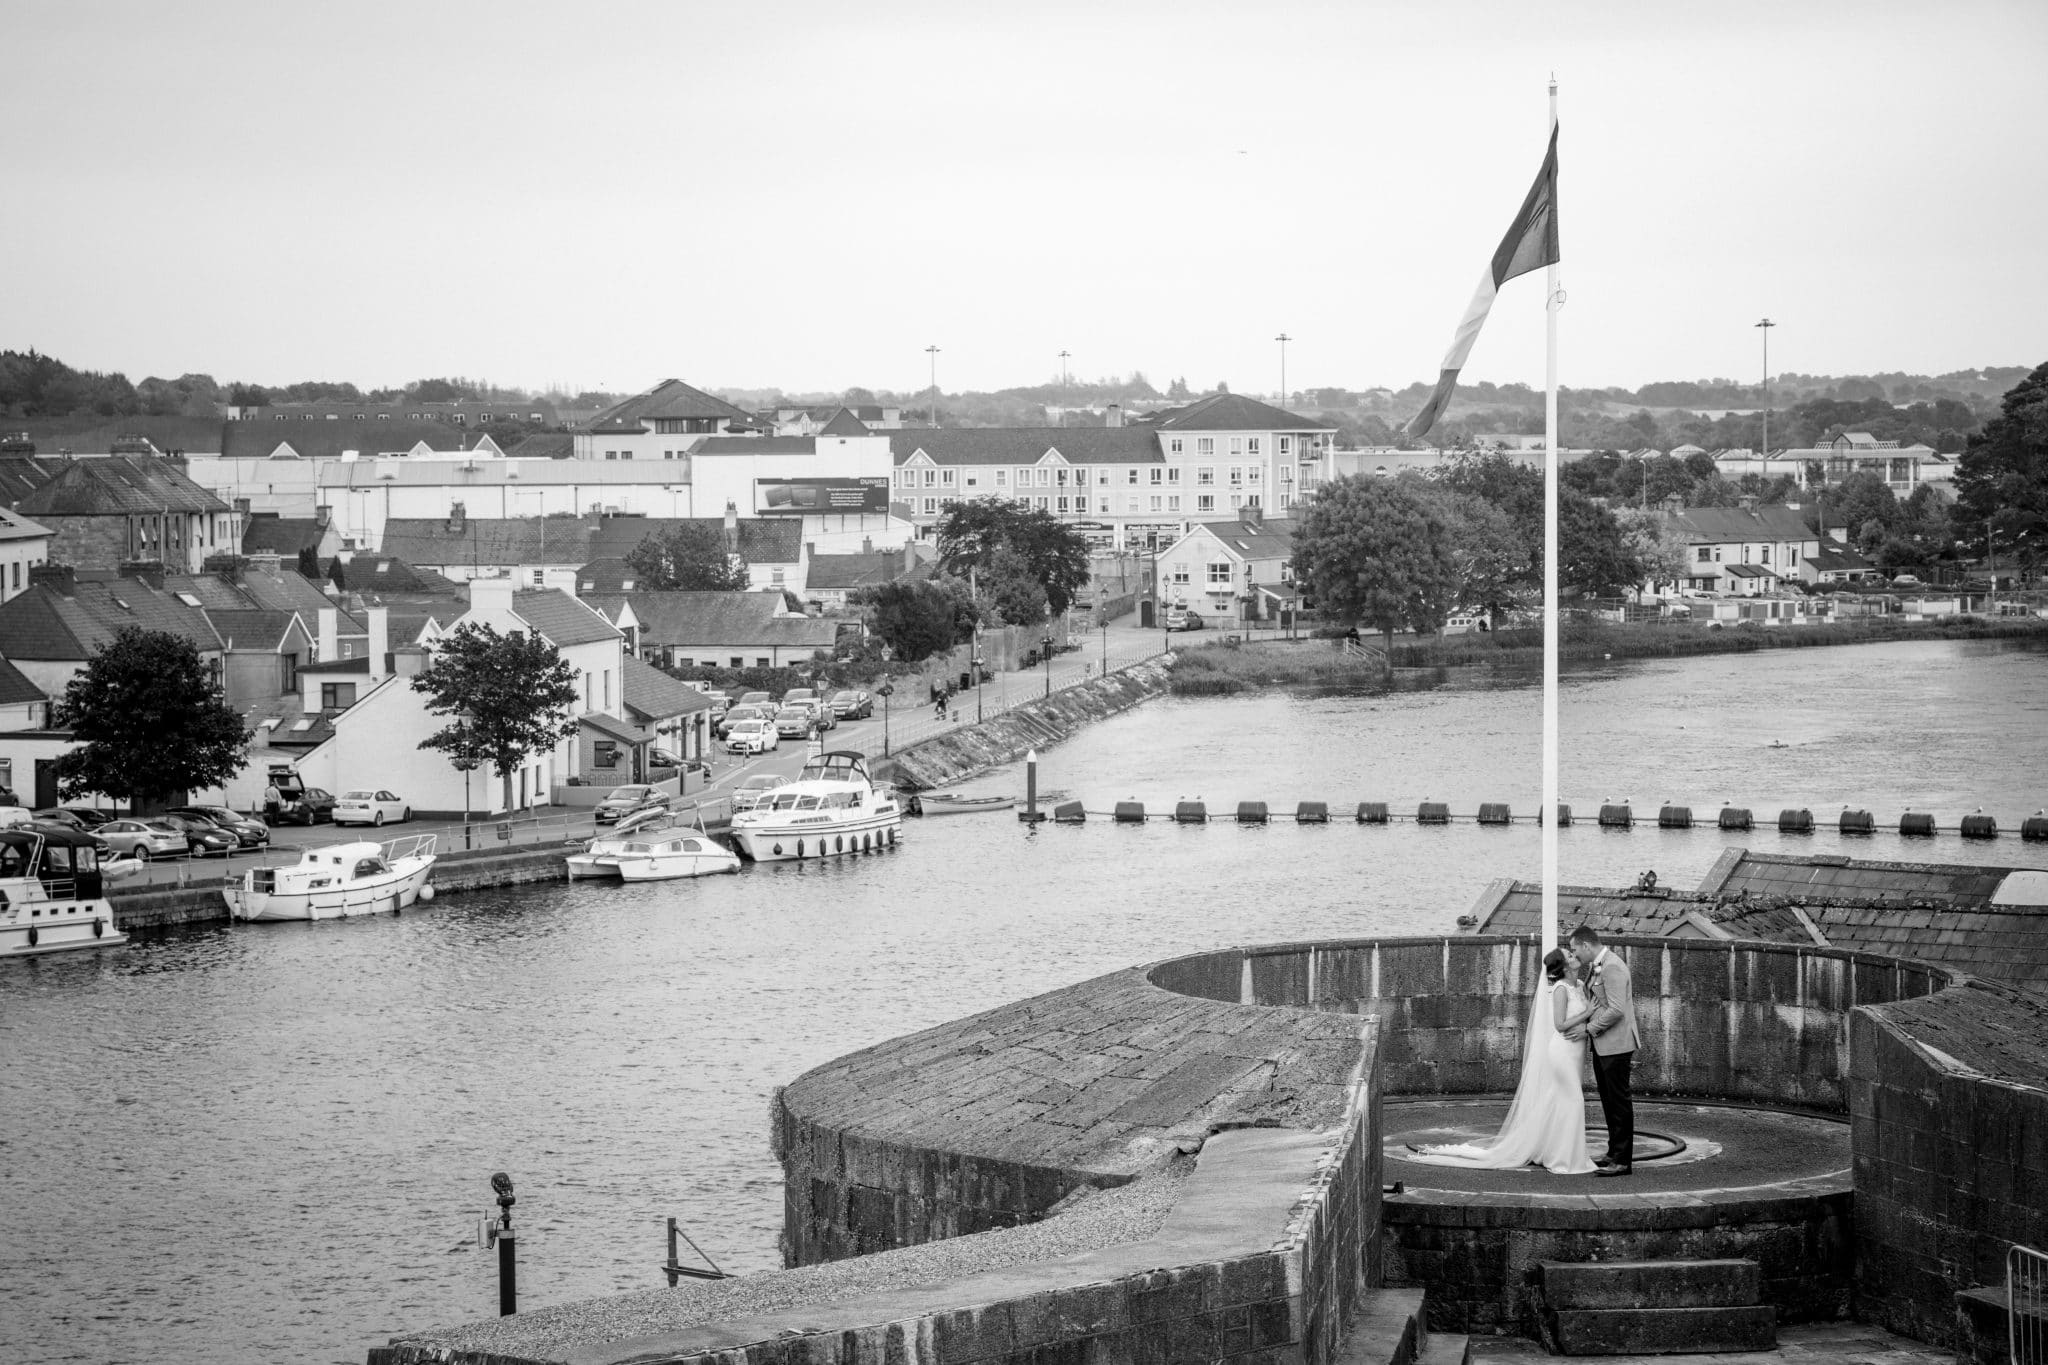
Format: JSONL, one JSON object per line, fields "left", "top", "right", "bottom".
{"left": 1542, "top": 948, "right": 1570, "bottom": 982}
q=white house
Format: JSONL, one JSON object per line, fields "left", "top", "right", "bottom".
{"left": 887, "top": 426, "right": 1169, "bottom": 549}
{"left": 1663, "top": 502, "right": 1820, "bottom": 597}
{"left": 0, "top": 506, "right": 53, "bottom": 603}
{"left": 1139, "top": 393, "right": 1340, "bottom": 514}
{"left": 1155, "top": 509, "right": 1300, "bottom": 624}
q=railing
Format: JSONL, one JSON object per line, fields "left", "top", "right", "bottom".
{"left": 379, "top": 833, "right": 439, "bottom": 863}
{"left": 1341, "top": 639, "right": 1387, "bottom": 669}
{"left": 2014, "top": 1244, "right": 2046, "bottom": 1365}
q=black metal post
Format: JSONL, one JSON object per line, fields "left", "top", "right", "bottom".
{"left": 491, "top": 1172, "right": 517, "bottom": 1316}
{"left": 1042, "top": 632, "right": 1052, "bottom": 697}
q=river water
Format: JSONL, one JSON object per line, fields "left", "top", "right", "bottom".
{"left": 4, "top": 639, "right": 2045, "bottom": 1365}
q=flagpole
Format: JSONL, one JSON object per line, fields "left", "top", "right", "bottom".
{"left": 1541, "top": 76, "right": 1561, "bottom": 959}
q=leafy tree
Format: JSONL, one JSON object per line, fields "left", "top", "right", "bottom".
{"left": 328, "top": 556, "right": 347, "bottom": 591}
{"left": 228, "top": 382, "right": 270, "bottom": 407}
{"left": 1956, "top": 361, "right": 2048, "bottom": 570}
{"left": 410, "top": 622, "right": 581, "bottom": 815}
{"left": 933, "top": 501, "right": 1091, "bottom": 614}
{"left": 296, "top": 546, "right": 320, "bottom": 579}
{"left": 1559, "top": 490, "right": 1642, "bottom": 596}
{"left": 1412, "top": 482, "right": 1529, "bottom": 625}
{"left": 1290, "top": 475, "right": 1460, "bottom": 654}
{"left": 1615, "top": 508, "right": 1690, "bottom": 597}
{"left": 625, "top": 522, "right": 750, "bottom": 591}
{"left": 1167, "top": 377, "right": 1191, "bottom": 400}
{"left": 52, "top": 628, "right": 249, "bottom": 811}
{"left": 1820, "top": 471, "right": 1901, "bottom": 550}
{"left": 866, "top": 580, "right": 966, "bottom": 662}
{"left": 981, "top": 544, "right": 1049, "bottom": 626}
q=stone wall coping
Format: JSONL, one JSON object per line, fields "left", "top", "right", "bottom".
{"left": 1385, "top": 1173, "right": 1851, "bottom": 1231}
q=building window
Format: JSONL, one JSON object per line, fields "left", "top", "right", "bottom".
{"left": 923, "top": 470, "right": 936, "bottom": 486}
{"left": 1248, "top": 438, "right": 1261, "bottom": 455}
{"left": 922, "top": 498, "right": 937, "bottom": 515}
{"left": 1196, "top": 438, "right": 1214, "bottom": 455}
{"left": 594, "top": 740, "right": 620, "bottom": 770}
{"left": 531, "top": 569, "right": 545, "bottom": 586}
{"left": 1149, "top": 495, "right": 1163, "bottom": 512}
{"left": 941, "top": 469, "right": 956, "bottom": 486}
{"left": 1229, "top": 467, "right": 1243, "bottom": 487}
{"left": 995, "top": 469, "right": 1007, "bottom": 486}
{"left": 1167, "top": 495, "right": 1181, "bottom": 512}
{"left": 1197, "top": 466, "right": 1214, "bottom": 486}
{"left": 1169, "top": 438, "right": 1183, "bottom": 454}
{"left": 730, "top": 657, "right": 745, "bottom": 668}
{"left": 756, "top": 657, "right": 770, "bottom": 668}
{"left": 1172, "top": 564, "right": 1190, "bottom": 584}
{"left": 1207, "top": 562, "right": 1232, "bottom": 586}
{"left": 1230, "top": 494, "right": 1242, "bottom": 509}
{"left": 1058, "top": 496, "right": 1071, "bottom": 514}
{"left": 965, "top": 474, "right": 979, "bottom": 488}
{"left": 1279, "top": 436, "right": 1292, "bottom": 454}
{"left": 605, "top": 450, "right": 618, "bottom": 460}
{"left": 1039, "top": 468, "right": 1053, "bottom": 486}
{"left": 1229, "top": 438, "right": 1243, "bottom": 456}
{"left": 321, "top": 682, "right": 357, "bottom": 709}
{"left": 1248, "top": 493, "right": 1261, "bottom": 507}
{"left": 1696, "top": 547, "right": 1712, "bottom": 563}
{"left": 1127, "top": 468, "right": 1138, "bottom": 484}
{"left": 1248, "top": 466, "right": 1262, "bottom": 485}
{"left": 1279, "top": 465, "right": 1293, "bottom": 483}
{"left": 282, "top": 653, "right": 299, "bottom": 693}
{"left": 1167, "top": 468, "right": 1181, "bottom": 484}
{"left": 771, "top": 568, "right": 785, "bottom": 585}
{"left": 1149, "top": 468, "right": 1162, "bottom": 485}
{"left": 1197, "top": 494, "right": 1215, "bottom": 512}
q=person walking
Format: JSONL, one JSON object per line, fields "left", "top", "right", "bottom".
{"left": 261, "top": 780, "right": 283, "bottom": 826}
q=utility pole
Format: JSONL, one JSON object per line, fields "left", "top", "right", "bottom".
{"left": 1058, "top": 350, "right": 1070, "bottom": 389}
{"left": 1274, "top": 334, "right": 1292, "bottom": 407}
{"left": 925, "top": 345, "right": 941, "bottom": 428}
{"left": 1755, "top": 318, "right": 1775, "bottom": 472}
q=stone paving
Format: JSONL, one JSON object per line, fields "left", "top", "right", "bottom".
{"left": 1469, "top": 1320, "right": 1952, "bottom": 1365}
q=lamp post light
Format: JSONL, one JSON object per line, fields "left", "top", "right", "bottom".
{"left": 1042, "top": 628, "right": 1054, "bottom": 698}
{"left": 1098, "top": 585, "right": 1109, "bottom": 675}
{"left": 973, "top": 632, "right": 986, "bottom": 722}
{"left": 876, "top": 681, "right": 894, "bottom": 756}
{"left": 1755, "top": 318, "right": 1775, "bottom": 465}
{"left": 1275, "top": 332, "right": 1292, "bottom": 407}
{"left": 925, "top": 345, "right": 942, "bottom": 428}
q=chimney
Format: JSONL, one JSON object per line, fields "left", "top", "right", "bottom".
{"left": 317, "top": 607, "right": 339, "bottom": 662}
{"left": 447, "top": 501, "right": 467, "bottom": 534}
{"left": 862, "top": 536, "right": 873, "bottom": 553}
{"left": 367, "top": 606, "right": 389, "bottom": 681}
{"left": 315, "top": 504, "right": 332, "bottom": 527}
{"left": 723, "top": 500, "right": 738, "bottom": 533}
{"left": 467, "top": 575, "right": 516, "bottom": 616}
{"left": 29, "top": 564, "right": 75, "bottom": 595}
{"left": 247, "top": 550, "right": 283, "bottom": 576}
{"left": 1105, "top": 403, "right": 1123, "bottom": 428}
{"left": 391, "top": 645, "right": 429, "bottom": 678}
{"left": 118, "top": 561, "right": 167, "bottom": 590}
{"left": 1240, "top": 504, "right": 1263, "bottom": 528}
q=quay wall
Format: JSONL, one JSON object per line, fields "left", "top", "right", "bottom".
{"left": 876, "top": 658, "right": 1171, "bottom": 791}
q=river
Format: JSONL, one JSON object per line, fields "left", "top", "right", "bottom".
{"left": 3, "top": 638, "right": 2045, "bottom": 1364}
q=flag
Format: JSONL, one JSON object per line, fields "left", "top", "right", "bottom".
{"left": 1405, "top": 123, "right": 1560, "bottom": 439}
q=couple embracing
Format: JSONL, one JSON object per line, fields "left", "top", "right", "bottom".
{"left": 1418, "top": 925, "right": 1639, "bottom": 1177}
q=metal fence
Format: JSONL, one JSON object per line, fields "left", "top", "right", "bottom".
{"left": 2015, "top": 1244, "right": 2046, "bottom": 1365}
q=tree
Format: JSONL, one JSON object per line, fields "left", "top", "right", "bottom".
{"left": 1615, "top": 508, "right": 1690, "bottom": 598}
{"left": 328, "top": 556, "right": 347, "bottom": 591}
{"left": 410, "top": 623, "right": 581, "bottom": 815}
{"left": 52, "top": 628, "right": 249, "bottom": 811}
{"left": 1167, "top": 377, "right": 1191, "bottom": 400}
{"left": 227, "top": 382, "right": 270, "bottom": 407}
{"left": 1412, "top": 483, "right": 1529, "bottom": 626}
{"left": 933, "top": 502, "right": 1091, "bottom": 614}
{"left": 1956, "top": 361, "right": 2048, "bottom": 570}
{"left": 1559, "top": 490, "right": 1642, "bottom": 597}
{"left": 866, "top": 580, "right": 967, "bottom": 663}
{"left": 1289, "top": 475, "right": 1460, "bottom": 654}
{"left": 981, "top": 544, "right": 1049, "bottom": 626}
{"left": 1822, "top": 472, "right": 1901, "bottom": 550}
{"left": 296, "top": 546, "right": 320, "bottom": 579}
{"left": 625, "top": 522, "right": 750, "bottom": 591}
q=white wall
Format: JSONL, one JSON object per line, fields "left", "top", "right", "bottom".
{"left": 292, "top": 676, "right": 553, "bottom": 816}
{"left": 0, "top": 536, "right": 52, "bottom": 603}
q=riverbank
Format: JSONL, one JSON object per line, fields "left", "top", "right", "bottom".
{"left": 1168, "top": 615, "right": 2048, "bottom": 694}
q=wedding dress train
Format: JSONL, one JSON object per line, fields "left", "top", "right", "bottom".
{"left": 1409, "top": 978, "right": 1596, "bottom": 1175}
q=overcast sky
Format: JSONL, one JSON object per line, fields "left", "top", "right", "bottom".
{"left": 7, "top": 0, "right": 2045, "bottom": 399}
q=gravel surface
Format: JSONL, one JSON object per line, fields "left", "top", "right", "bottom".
{"left": 396, "top": 1161, "right": 1193, "bottom": 1359}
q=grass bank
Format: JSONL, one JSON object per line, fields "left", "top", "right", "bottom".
{"left": 1166, "top": 615, "right": 2048, "bottom": 695}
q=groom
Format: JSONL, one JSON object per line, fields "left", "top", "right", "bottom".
{"left": 1564, "top": 925, "right": 1638, "bottom": 1177}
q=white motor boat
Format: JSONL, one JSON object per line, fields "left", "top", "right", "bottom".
{"left": 0, "top": 825, "right": 127, "bottom": 959}
{"left": 224, "top": 835, "right": 437, "bottom": 922}
{"left": 728, "top": 751, "right": 903, "bottom": 863}
{"left": 567, "top": 809, "right": 741, "bottom": 881}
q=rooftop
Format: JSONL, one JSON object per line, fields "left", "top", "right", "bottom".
{"left": 888, "top": 427, "right": 1164, "bottom": 466}
{"left": 219, "top": 420, "right": 478, "bottom": 461}
{"left": 586, "top": 591, "right": 839, "bottom": 649}
{"left": 379, "top": 515, "right": 803, "bottom": 568}
{"left": 240, "top": 515, "right": 329, "bottom": 557}
{"left": 0, "top": 656, "right": 46, "bottom": 707}
{"left": 509, "top": 589, "right": 622, "bottom": 648}
{"left": 1138, "top": 393, "right": 1337, "bottom": 433}
{"left": 2, "top": 455, "right": 228, "bottom": 516}
{"left": 1187, "top": 516, "right": 1299, "bottom": 560}
{"left": 621, "top": 656, "right": 712, "bottom": 721}
{"left": 1665, "top": 503, "right": 1813, "bottom": 543}
{"left": 586, "top": 380, "right": 756, "bottom": 434}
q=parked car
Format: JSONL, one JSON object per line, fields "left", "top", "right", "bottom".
{"left": 731, "top": 774, "right": 789, "bottom": 812}
{"left": 274, "top": 786, "right": 336, "bottom": 825}
{"left": 595, "top": 784, "right": 671, "bottom": 825}
{"left": 96, "top": 819, "right": 190, "bottom": 861}
{"left": 781, "top": 687, "right": 836, "bottom": 729}
{"left": 156, "top": 813, "right": 239, "bottom": 858}
{"left": 168, "top": 806, "right": 271, "bottom": 850}
{"left": 1164, "top": 605, "right": 1204, "bottom": 632}
{"left": 717, "top": 703, "right": 774, "bottom": 738}
{"left": 646, "top": 749, "right": 681, "bottom": 769}
{"left": 59, "top": 807, "right": 121, "bottom": 831}
{"left": 827, "top": 689, "right": 872, "bottom": 720}
{"left": 332, "top": 790, "right": 412, "bottom": 827}
{"left": 774, "top": 705, "right": 819, "bottom": 739}
{"left": 737, "top": 691, "right": 772, "bottom": 709}
{"left": 723, "top": 719, "right": 780, "bottom": 754}
{"left": 31, "top": 818, "right": 110, "bottom": 855}
{"left": 703, "top": 691, "right": 731, "bottom": 719}
{"left": 32, "top": 808, "right": 93, "bottom": 833}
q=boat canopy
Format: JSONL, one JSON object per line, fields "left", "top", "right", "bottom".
{"left": 798, "top": 751, "right": 871, "bottom": 783}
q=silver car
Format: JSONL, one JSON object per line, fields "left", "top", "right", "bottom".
{"left": 97, "top": 819, "right": 191, "bottom": 861}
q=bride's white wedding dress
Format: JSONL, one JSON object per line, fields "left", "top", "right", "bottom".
{"left": 1410, "top": 978, "right": 1596, "bottom": 1175}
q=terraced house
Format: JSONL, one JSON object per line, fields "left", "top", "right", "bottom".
{"left": 0, "top": 455, "right": 240, "bottom": 573}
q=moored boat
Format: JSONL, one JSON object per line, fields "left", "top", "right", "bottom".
{"left": 224, "top": 835, "right": 437, "bottom": 922}
{"left": 0, "top": 825, "right": 127, "bottom": 959}
{"left": 911, "top": 793, "right": 1016, "bottom": 817}
{"left": 728, "top": 751, "right": 902, "bottom": 862}
{"left": 568, "top": 809, "right": 740, "bottom": 881}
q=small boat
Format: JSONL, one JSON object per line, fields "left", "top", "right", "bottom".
{"left": 224, "top": 835, "right": 437, "bottom": 922}
{"left": 729, "top": 751, "right": 903, "bottom": 863}
{"left": 568, "top": 810, "right": 741, "bottom": 881}
{"left": 911, "top": 793, "right": 1016, "bottom": 817}
{"left": 1, "top": 825, "right": 127, "bottom": 959}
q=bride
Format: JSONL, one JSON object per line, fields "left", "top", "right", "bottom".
{"left": 1409, "top": 948, "right": 1597, "bottom": 1175}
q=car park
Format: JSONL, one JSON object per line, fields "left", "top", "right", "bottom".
{"left": 96, "top": 819, "right": 190, "bottom": 861}
{"left": 168, "top": 806, "right": 271, "bottom": 850}
{"left": 156, "top": 813, "right": 239, "bottom": 857}
{"left": 723, "top": 719, "right": 779, "bottom": 754}
{"left": 717, "top": 703, "right": 774, "bottom": 738}
{"left": 32, "top": 809, "right": 94, "bottom": 833}
{"left": 827, "top": 689, "right": 872, "bottom": 720}
{"left": 595, "top": 785, "right": 671, "bottom": 824}
{"left": 332, "top": 790, "right": 412, "bottom": 827}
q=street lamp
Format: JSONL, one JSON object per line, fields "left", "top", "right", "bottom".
{"left": 1042, "top": 628, "right": 1054, "bottom": 697}
{"left": 925, "top": 345, "right": 941, "bottom": 428}
{"left": 1097, "top": 585, "right": 1109, "bottom": 675}
{"left": 1275, "top": 333, "right": 1292, "bottom": 406}
{"left": 972, "top": 628, "right": 985, "bottom": 722}
{"left": 1755, "top": 318, "right": 1775, "bottom": 465}
{"left": 876, "top": 680, "right": 894, "bottom": 756}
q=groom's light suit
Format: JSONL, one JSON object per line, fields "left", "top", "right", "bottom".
{"left": 1584, "top": 948, "right": 1638, "bottom": 1166}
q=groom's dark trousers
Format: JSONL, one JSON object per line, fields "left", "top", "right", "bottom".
{"left": 1591, "top": 1049, "right": 1635, "bottom": 1166}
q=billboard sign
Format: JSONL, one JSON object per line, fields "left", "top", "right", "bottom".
{"left": 755, "top": 478, "right": 891, "bottom": 516}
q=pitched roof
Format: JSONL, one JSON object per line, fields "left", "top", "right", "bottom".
{"left": 164, "top": 566, "right": 352, "bottom": 625}
{"left": 574, "top": 558, "right": 637, "bottom": 594}
{"left": 205, "top": 609, "right": 301, "bottom": 651}
{"left": 0, "top": 505, "right": 53, "bottom": 544}
{"left": 0, "top": 656, "right": 46, "bottom": 707}
{"left": 621, "top": 656, "right": 712, "bottom": 721}
{"left": 0, "top": 578, "right": 223, "bottom": 660}
{"left": 510, "top": 589, "right": 622, "bottom": 648}
{"left": 805, "top": 551, "right": 911, "bottom": 591}
{"left": 1188, "top": 516, "right": 1299, "bottom": 561}
{"left": 332, "top": 557, "right": 462, "bottom": 595}
{"left": 241, "top": 515, "right": 329, "bottom": 556}
{"left": 1140, "top": 393, "right": 1336, "bottom": 432}
{"left": 219, "top": 420, "right": 475, "bottom": 460}
{"left": 1805, "top": 544, "right": 1873, "bottom": 572}
{"left": 585, "top": 591, "right": 838, "bottom": 650}
{"left": 10, "top": 456, "right": 228, "bottom": 516}
{"left": 579, "top": 711, "right": 644, "bottom": 743}
{"left": 503, "top": 432, "right": 575, "bottom": 459}
{"left": 6, "top": 416, "right": 228, "bottom": 455}
{"left": 692, "top": 436, "right": 817, "bottom": 456}
{"left": 585, "top": 380, "right": 755, "bottom": 434}
{"left": 1664, "top": 504, "right": 1812, "bottom": 543}
{"left": 586, "top": 516, "right": 802, "bottom": 566}
{"left": 816, "top": 407, "right": 872, "bottom": 437}
{"left": 887, "top": 427, "right": 1164, "bottom": 466}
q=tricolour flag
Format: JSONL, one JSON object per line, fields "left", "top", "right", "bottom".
{"left": 1405, "top": 123, "right": 1560, "bottom": 439}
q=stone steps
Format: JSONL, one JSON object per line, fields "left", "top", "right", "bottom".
{"left": 1335, "top": 1287, "right": 1430, "bottom": 1365}
{"left": 1539, "top": 1259, "right": 1777, "bottom": 1356}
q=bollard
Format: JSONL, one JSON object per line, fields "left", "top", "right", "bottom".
{"left": 1174, "top": 800, "right": 1208, "bottom": 824}
{"left": 1899, "top": 811, "right": 1936, "bottom": 837}
{"left": 1718, "top": 807, "right": 1753, "bottom": 831}
{"left": 1296, "top": 801, "right": 1329, "bottom": 824}
{"left": 1019, "top": 749, "right": 1045, "bottom": 824}
{"left": 1838, "top": 809, "right": 1874, "bottom": 835}
{"left": 1477, "top": 802, "right": 1512, "bottom": 826}
{"left": 1113, "top": 801, "right": 1146, "bottom": 824}
{"left": 1598, "top": 803, "right": 1633, "bottom": 828}
{"left": 1545, "top": 803, "right": 1573, "bottom": 827}
{"left": 1053, "top": 800, "right": 1086, "bottom": 824}
{"left": 1358, "top": 802, "right": 1390, "bottom": 825}
{"left": 2024, "top": 814, "right": 2048, "bottom": 843}
{"left": 1236, "top": 801, "right": 1268, "bottom": 825}
{"left": 1658, "top": 805, "right": 1692, "bottom": 829}
{"left": 1779, "top": 808, "right": 1814, "bottom": 833}
{"left": 1417, "top": 801, "right": 1450, "bottom": 825}
{"left": 1960, "top": 813, "right": 1999, "bottom": 840}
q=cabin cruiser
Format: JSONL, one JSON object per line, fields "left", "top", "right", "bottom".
{"left": 223, "top": 835, "right": 437, "bottom": 922}
{"left": 0, "top": 825, "right": 127, "bottom": 958}
{"left": 728, "top": 751, "right": 902, "bottom": 863}
{"left": 567, "top": 809, "right": 741, "bottom": 881}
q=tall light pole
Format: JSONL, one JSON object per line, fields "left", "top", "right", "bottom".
{"left": 1098, "top": 585, "right": 1109, "bottom": 675}
{"left": 1059, "top": 350, "right": 1070, "bottom": 388}
{"left": 1274, "top": 333, "right": 1292, "bottom": 407}
{"left": 1755, "top": 319, "right": 1775, "bottom": 472}
{"left": 925, "top": 345, "right": 941, "bottom": 428}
